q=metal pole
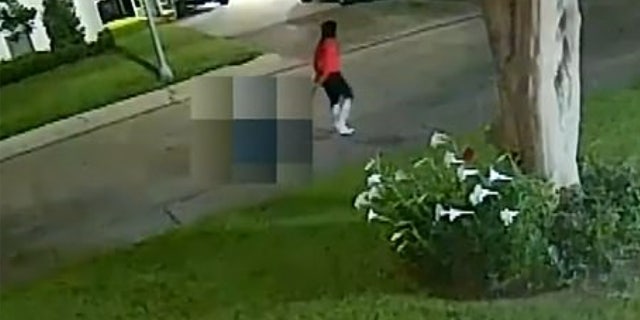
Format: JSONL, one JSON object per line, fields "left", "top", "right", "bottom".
{"left": 142, "top": 0, "right": 174, "bottom": 82}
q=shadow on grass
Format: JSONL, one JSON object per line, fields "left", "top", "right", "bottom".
{"left": 113, "top": 46, "right": 158, "bottom": 76}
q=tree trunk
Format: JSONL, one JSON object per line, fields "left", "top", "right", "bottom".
{"left": 480, "top": 0, "right": 522, "bottom": 154}
{"left": 536, "top": 0, "right": 582, "bottom": 187}
{"left": 481, "top": 0, "right": 582, "bottom": 188}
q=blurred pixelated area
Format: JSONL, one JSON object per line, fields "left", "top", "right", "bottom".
{"left": 190, "top": 76, "right": 314, "bottom": 187}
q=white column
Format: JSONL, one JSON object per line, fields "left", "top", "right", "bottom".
{"left": 73, "top": 0, "right": 105, "bottom": 42}
{"left": 0, "top": 37, "right": 12, "bottom": 60}
{"left": 21, "top": 0, "right": 51, "bottom": 52}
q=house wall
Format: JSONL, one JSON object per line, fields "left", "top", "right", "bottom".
{"left": 73, "top": 0, "right": 105, "bottom": 42}
{"left": 0, "top": 0, "right": 49, "bottom": 60}
{"left": 0, "top": 0, "right": 105, "bottom": 61}
{"left": 0, "top": 38, "right": 12, "bottom": 61}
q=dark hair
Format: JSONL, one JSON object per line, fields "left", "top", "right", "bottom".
{"left": 320, "top": 20, "right": 337, "bottom": 39}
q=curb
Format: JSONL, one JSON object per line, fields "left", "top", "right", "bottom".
{"left": 0, "top": 12, "right": 481, "bottom": 163}
{"left": 0, "top": 89, "right": 179, "bottom": 163}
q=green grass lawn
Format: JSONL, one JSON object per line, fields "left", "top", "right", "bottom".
{"left": 581, "top": 87, "right": 640, "bottom": 166}
{"left": 1, "top": 87, "right": 639, "bottom": 319}
{"left": 0, "top": 23, "right": 260, "bottom": 140}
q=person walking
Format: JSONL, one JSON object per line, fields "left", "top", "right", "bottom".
{"left": 313, "top": 20, "right": 355, "bottom": 136}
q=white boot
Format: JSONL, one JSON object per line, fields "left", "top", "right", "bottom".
{"left": 337, "top": 98, "right": 355, "bottom": 136}
{"left": 331, "top": 104, "right": 342, "bottom": 133}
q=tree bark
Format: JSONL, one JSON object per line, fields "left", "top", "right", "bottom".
{"left": 535, "top": 0, "right": 582, "bottom": 187}
{"left": 481, "top": 0, "right": 582, "bottom": 188}
{"left": 480, "top": 0, "right": 522, "bottom": 154}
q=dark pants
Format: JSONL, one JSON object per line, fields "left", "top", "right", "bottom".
{"left": 321, "top": 72, "right": 354, "bottom": 107}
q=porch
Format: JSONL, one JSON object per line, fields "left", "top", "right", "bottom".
{"left": 96, "top": 0, "right": 175, "bottom": 24}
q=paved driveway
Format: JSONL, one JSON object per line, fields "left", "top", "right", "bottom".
{"left": 177, "top": 0, "right": 339, "bottom": 37}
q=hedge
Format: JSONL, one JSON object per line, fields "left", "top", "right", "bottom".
{"left": 0, "top": 29, "right": 116, "bottom": 86}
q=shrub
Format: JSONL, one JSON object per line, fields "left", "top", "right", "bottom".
{"left": 0, "top": 0, "right": 37, "bottom": 41}
{"left": 42, "top": 0, "right": 85, "bottom": 51}
{"left": 0, "top": 29, "right": 116, "bottom": 86}
{"left": 88, "top": 29, "right": 116, "bottom": 55}
{"left": 353, "top": 132, "right": 640, "bottom": 297}
{"left": 553, "top": 157, "right": 640, "bottom": 284}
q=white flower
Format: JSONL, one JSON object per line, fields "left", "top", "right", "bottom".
{"left": 354, "top": 191, "right": 370, "bottom": 210}
{"left": 444, "top": 151, "right": 464, "bottom": 168}
{"left": 445, "top": 207, "right": 475, "bottom": 222}
{"left": 435, "top": 203, "right": 445, "bottom": 221}
{"left": 457, "top": 166, "right": 480, "bottom": 181}
{"left": 500, "top": 208, "right": 520, "bottom": 226}
{"left": 548, "top": 245, "right": 560, "bottom": 266}
{"left": 488, "top": 167, "right": 513, "bottom": 183}
{"left": 367, "top": 173, "right": 382, "bottom": 187}
{"left": 395, "top": 220, "right": 412, "bottom": 228}
{"left": 364, "top": 158, "right": 376, "bottom": 172}
{"left": 430, "top": 131, "right": 450, "bottom": 148}
{"left": 355, "top": 185, "right": 384, "bottom": 210}
{"left": 396, "top": 241, "right": 408, "bottom": 253}
{"left": 367, "top": 208, "right": 389, "bottom": 223}
{"left": 390, "top": 230, "right": 404, "bottom": 242}
{"left": 468, "top": 184, "right": 499, "bottom": 206}
{"left": 496, "top": 154, "right": 509, "bottom": 163}
{"left": 435, "top": 203, "right": 475, "bottom": 222}
{"left": 413, "top": 157, "right": 429, "bottom": 168}
{"left": 368, "top": 185, "right": 382, "bottom": 199}
{"left": 394, "top": 169, "right": 410, "bottom": 181}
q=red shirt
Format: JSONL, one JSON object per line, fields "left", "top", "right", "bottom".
{"left": 314, "top": 38, "right": 341, "bottom": 83}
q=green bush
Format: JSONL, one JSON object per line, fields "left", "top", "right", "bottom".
{"left": 0, "top": 0, "right": 38, "bottom": 42}
{"left": 88, "top": 29, "right": 116, "bottom": 55}
{"left": 553, "top": 157, "right": 640, "bottom": 283}
{"left": 353, "top": 132, "right": 640, "bottom": 297}
{"left": 42, "top": 0, "right": 85, "bottom": 51}
{"left": 0, "top": 29, "right": 115, "bottom": 86}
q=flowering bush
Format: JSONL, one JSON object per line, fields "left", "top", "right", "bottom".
{"left": 353, "top": 132, "right": 640, "bottom": 297}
